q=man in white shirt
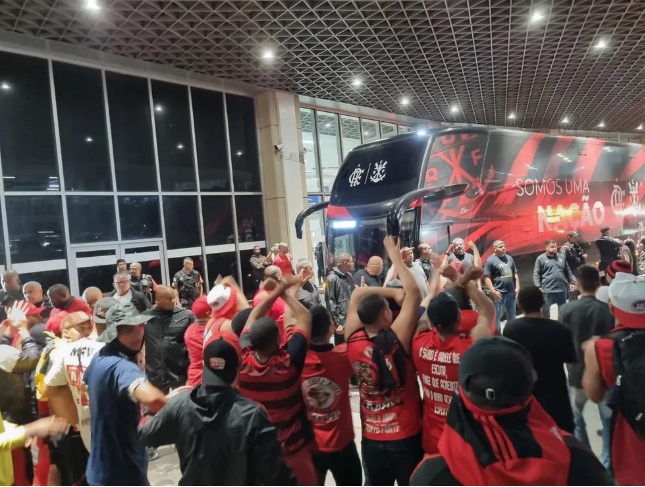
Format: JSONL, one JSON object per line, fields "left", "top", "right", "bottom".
{"left": 384, "top": 246, "right": 429, "bottom": 298}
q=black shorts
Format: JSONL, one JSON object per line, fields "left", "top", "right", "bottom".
{"left": 48, "top": 429, "right": 88, "bottom": 486}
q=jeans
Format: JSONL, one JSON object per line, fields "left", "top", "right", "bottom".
{"left": 313, "top": 441, "right": 362, "bottom": 486}
{"left": 362, "top": 434, "right": 423, "bottom": 486}
{"left": 494, "top": 291, "right": 517, "bottom": 333}
{"left": 543, "top": 290, "right": 567, "bottom": 318}
{"left": 570, "top": 387, "right": 611, "bottom": 469}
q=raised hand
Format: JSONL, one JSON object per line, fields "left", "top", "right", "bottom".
{"left": 281, "top": 274, "right": 300, "bottom": 289}
{"left": 440, "top": 265, "right": 459, "bottom": 282}
{"left": 468, "top": 241, "right": 476, "bottom": 251}
{"left": 383, "top": 235, "right": 401, "bottom": 260}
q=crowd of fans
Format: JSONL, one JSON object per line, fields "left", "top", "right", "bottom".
{"left": 0, "top": 226, "right": 643, "bottom": 486}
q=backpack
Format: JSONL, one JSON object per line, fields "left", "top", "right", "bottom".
{"left": 607, "top": 329, "right": 645, "bottom": 439}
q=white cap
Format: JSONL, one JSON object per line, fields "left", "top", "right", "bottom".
{"left": 207, "top": 285, "right": 232, "bottom": 311}
{"left": 608, "top": 273, "right": 645, "bottom": 327}
{"left": 596, "top": 286, "right": 609, "bottom": 304}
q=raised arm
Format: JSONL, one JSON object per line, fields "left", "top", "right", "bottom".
{"left": 469, "top": 241, "right": 482, "bottom": 268}
{"left": 344, "top": 286, "right": 404, "bottom": 340}
{"left": 386, "top": 237, "right": 422, "bottom": 353}
{"left": 281, "top": 283, "right": 312, "bottom": 336}
{"left": 243, "top": 276, "right": 297, "bottom": 332}
{"left": 457, "top": 268, "right": 495, "bottom": 341}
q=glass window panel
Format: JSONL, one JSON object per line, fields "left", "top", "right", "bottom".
{"left": 151, "top": 81, "right": 196, "bottom": 191}
{"left": 300, "top": 108, "right": 320, "bottom": 192}
{"left": 239, "top": 248, "right": 265, "bottom": 299}
{"left": 6, "top": 196, "right": 65, "bottom": 263}
{"left": 105, "top": 71, "right": 158, "bottom": 191}
{"left": 201, "top": 196, "right": 235, "bottom": 245}
{"left": 118, "top": 196, "right": 162, "bottom": 240}
{"left": 206, "top": 252, "right": 239, "bottom": 289}
{"left": 67, "top": 196, "right": 117, "bottom": 244}
{"left": 168, "top": 255, "right": 205, "bottom": 291}
{"left": 53, "top": 62, "right": 111, "bottom": 191}
{"left": 317, "top": 112, "right": 340, "bottom": 193}
{"left": 162, "top": 196, "right": 200, "bottom": 250}
{"left": 235, "top": 196, "right": 265, "bottom": 242}
{"left": 340, "top": 115, "right": 361, "bottom": 160}
{"left": 398, "top": 125, "right": 413, "bottom": 134}
{"left": 361, "top": 119, "right": 380, "bottom": 144}
{"left": 0, "top": 52, "right": 58, "bottom": 191}
{"left": 20, "top": 270, "right": 69, "bottom": 293}
{"left": 226, "top": 94, "right": 261, "bottom": 191}
{"left": 191, "top": 88, "right": 229, "bottom": 191}
{"left": 381, "top": 122, "right": 398, "bottom": 139}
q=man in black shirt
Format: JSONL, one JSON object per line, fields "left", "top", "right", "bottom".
{"left": 172, "top": 257, "right": 203, "bottom": 309}
{"left": 595, "top": 226, "right": 622, "bottom": 283}
{"left": 561, "top": 231, "right": 587, "bottom": 300}
{"left": 534, "top": 240, "right": 575, "bottom": 317}
{"left": 503, "top": 287, "right": 577, "bottom": 433}
{"left": 483, "top": 240, "right": 519, "bottom": 333}
{"left": 558, "top": 265, "right": 612, "bottom": 468}
{"left": 410, "top": 337, "right": 607, "bottom": 486}
{"left": 352, "top": 256, "right": 384, "bottom": 288}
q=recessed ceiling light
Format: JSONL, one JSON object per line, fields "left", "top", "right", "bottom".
{"left": 636, "top": 124, "right": 643, "bottom": 131}
{"left": 154, "top": 104, "right": 163, "bottom": 112}
{"left": 351, "top": 78, "right": 362, "bottom": 87}
{"left": 363, "top": 131, "right": 368, "bottom": 136}
{"left": 176, "top": 143, "right": 184, "bottom": 150}
{"left": 598, "top": 121, "right": 605, "bottom": 128}
{"left": 261, "top": 49, "right": 274, "bottom": 60}
{"left": 236, "top": 151, "right": 243, "bottom": 156}
{"left": 84, "top": 0, "right": 101, "bottom": 11}
{"left": 325, "top": 123, "right": 331, "bottom": 128}
{"left": 401, "top": 97, "right": 410, "bottom": 106}
{"left": 85, "top": 136, "right": 93, "bottom": 143}
{"left": 561, "top": 117, "right": 570, "bottom": 124}
{"left": 0, "top": 82, "right": 11, "bottom": 91}
{"left": 530, "top": 10, "right": 544, "bottom": 22}
{"left": 508, "top": 113, "right": 516, "bottom": 120}
{"left": 450, "top": 105, "right": 459, "bottom": 114}
{"left": 594, "top": 39, "right": 608, "bottom": 49}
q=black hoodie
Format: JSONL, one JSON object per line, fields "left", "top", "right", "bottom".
{"left": 138, "top": 386, "right": 296, "bottom": 486}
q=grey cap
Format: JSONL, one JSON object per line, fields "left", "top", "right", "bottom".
{"left": 93, "top": 297, "right": 119, "bottom": 325}
{"left": 97, "top": 302, "right": 152, "bottom": 343}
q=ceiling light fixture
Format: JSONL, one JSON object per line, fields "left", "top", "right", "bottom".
{"left": 401, "top": 97, "right": 410, "bottom": 106}
{"left": 561, "top": 117, "right": 569, "bottom": 124}
{"left": 0, "top": 82, "right": 11, "bottom": 91}
{"left": 84, "top": 0, "right": 101, "bottom": 11}
{"left": 177, "top": 143, "right": 184, "bottom": 150}
{"left": 598, "top": 121, "right": 605, "bottom": 128}
{"left": 85, "top": 136, "right": 93, "bottom": 143}
{"left": 594, "top": 39, "right": 608, "bottom": 49}
{"left": 530, "top": 10, "right": 544, "bottom": 22}
{"left": 351, "top": 78, "right": 362, "bottom": 87}
{"left": 508, "top": 113, "right": 516, "bottom": 120}
{"left": 636, "top": 124, "right": 643, "bottom": 131}
{"left": 261, "top": 49, "right": 274, "bottom": 60}
{"left": 450, "top": 105, "right": 459, "bottom": 114}
{"left": 154, "top": 104, "right": 163, "bottom": 112}
{"left": 325, "top": 123, "right": 331, "bottom": 128}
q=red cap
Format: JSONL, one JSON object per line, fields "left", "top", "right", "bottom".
{"left": 191, "top": 295, "right": 211, "bottom": 319}
{"left": 46, "top": 311, "right": 69, "bottom": 336}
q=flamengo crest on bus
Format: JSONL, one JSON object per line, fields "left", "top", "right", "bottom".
{"left": 349, "top": 160, "right": 388, "bottom": 187}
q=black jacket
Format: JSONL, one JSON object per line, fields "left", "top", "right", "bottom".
{"left": 0, "top": 336, "right": 40, "bottom": 424}
{"left": 138, "top": 386, "right": 296, "bottom": 486}
{"left": 560, "top": 242, "right": 585, "bottom": 273}
{"left": 143, "top": 306, "right": 193, "bottom": 391}
{"left": 109, "top": 289, "right": 151, "bottom": 313}
{"left": 326, "top": 267, "right": 355, "bottom": 326}
{"left": 533, "top": 252, "right": 575, "bottom": 293}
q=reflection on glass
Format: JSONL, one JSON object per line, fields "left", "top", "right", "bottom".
{"left": 0, "top": 52, "right": 59, "bottom": 191}
{"left": 317, "top": 111, "right": 340, "bottom": 193}
{"left": 239, "top": 248, "right": 265, "bottom": 298}
{"left": 234, "top": 196, "right": 265, "bottom": 242}
{"left": 162, "top": 196, "right": 200, "bottom": 250}
{"left": 398, "top": 125, "right": 413, "bottom": 134}
{"left": 118, "top": 196, "right": 162, "bottom": 240}
{"left": 20, "top": 270, "right": 69, "bottom": 292}
{"left": 381, "top": 122, "right": 398, "bottom": 139}
{"left": 151, "top": 81, "right": 196, "bottom": 191}
{"left": 301, "top": 109, "right": 320, "bottom": 192}
{"left": 361, "top": 119, "right": 380, "bottom": 144}
{"left": 206, "top": 252, "right": 239, "bottom": 289}
{"left": 201, "top": 196, "right": 235, "bottom": 245}
{"left": 53, "top": 62, "right": 111, "bottom": 191}
{"left": 105, "top": 71, "right": 158, "bottom": 191}
{"left": 340, "top": 115, "right": 361, "bottom": 159}
{"left": 6, "top": 196, "right": 66, "bottom": 263}
{"left": 191, "top": 88, "right": 229, "bottom": 191}
{"left": 226, "top": 94, "right": 261, "bottom": 191}
{"left": 67, "top": 196, "right": 117, "bottom": 244}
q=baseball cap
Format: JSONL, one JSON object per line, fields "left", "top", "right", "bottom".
{"left": 567, "top": 231, "right": 579, "bottom": 237}
{"left": 202, "top": 331, "right": 242, "bottom": 387}
{"left": 61, "top": 311, "right": 91, "bottom": 330}
{"left": 191, "top": 295, "right": 212, "bottom": 319}
{"left": 459, "top": 336, "right": 536, "bottom": 408}
{"left": 600, "top": 226, "right": 610, "bottom": 233}
{"left": 25, "top": 303, "right": 46, "bottom": 317}
{"left": 607, "top": 260, "right": 632, "bottom": 279}
{"left": 207, "top": 285, "right": 238, "bottom": 318}
{"left": 97, "top": 302, "right": 152, "bottom": 343}
{"left": 426, "top": 292, "right": 460, "bottom": 328}
{"left": 608, "top": 273, "right": 645, "bottom": 327}
{"left": 93, "top": 297, "right": 119, "bottom": 324}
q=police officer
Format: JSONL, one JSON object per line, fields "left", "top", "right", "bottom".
{"left": 129, "top": 262, "right": 158, "bottom": 304}
{"left": 595, "top": 226, "right": 622, "bottom": 284}
{"left": 172, "top": 257, "right": 203, "bottom": 309}
{"left": 561, "top": 231, "right": 587, "bottom": 300}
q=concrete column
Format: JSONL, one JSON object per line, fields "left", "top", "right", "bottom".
{"left": 256, "top": 91, "right": 311, "bottom": 264}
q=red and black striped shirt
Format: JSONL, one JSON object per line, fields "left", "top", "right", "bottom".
{"left": 238, "top": 328, "right": 311, "bottom": 455}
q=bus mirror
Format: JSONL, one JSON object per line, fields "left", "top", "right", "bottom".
{"left": 294, "top": 201, "right": 330, "bottom": 239}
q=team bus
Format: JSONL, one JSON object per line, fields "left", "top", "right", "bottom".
{"left": 296, "top": 127, "right": 645, "bottom": 286}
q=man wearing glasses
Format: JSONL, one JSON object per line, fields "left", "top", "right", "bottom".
{"left": 326, "top": 253, "right": 355, "bottom": 345}
{"left": 109, "top": 272, "right": 151, "bottom": 313}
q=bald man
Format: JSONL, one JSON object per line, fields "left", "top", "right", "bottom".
{"left": 23, "top": 281, "right": 54, "bottom": 320}
{"left": 82, "top": 287, "right": 103, "bottom": 312}
{"left": 353, "top": 256, "right": 384, "bottom": 287}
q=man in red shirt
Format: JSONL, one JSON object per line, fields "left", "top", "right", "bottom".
{"left": 412, "top": 264, "right": 495, "bottom": 455}
{"left": 272, "top": 242, "right": 294, "bottom": 276}
{"left": 184, "top": 295, "right": 212, "bottom": 387}
{"left": 301, "top": 305, "right": 361, "bottom": 485}
{"left": 344, "top": 236, "right": 423, "bottom": 486}
{"left": 238, "top": 274, "right": 316, "bottom": 485}
{"left": 46, "top": 285, "right": 92, "bottom": 336}
{"left": 583, "top": 272, "right": 645, "bottom": 486}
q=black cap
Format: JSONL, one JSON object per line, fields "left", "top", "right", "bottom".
{"left": 567, "top": 231, "right": 579, "bottom": 237}
{"left": 600, "top": 226, "right": 610, "bottom": 233}
{"left": 202, "top": 332, "right": 242, "bottom": 387}
{"left": 459, "top": 336, "right": 536, "bottom": 408}
{"left": 426, "top": 292, "right": 460, "bottom": 328}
